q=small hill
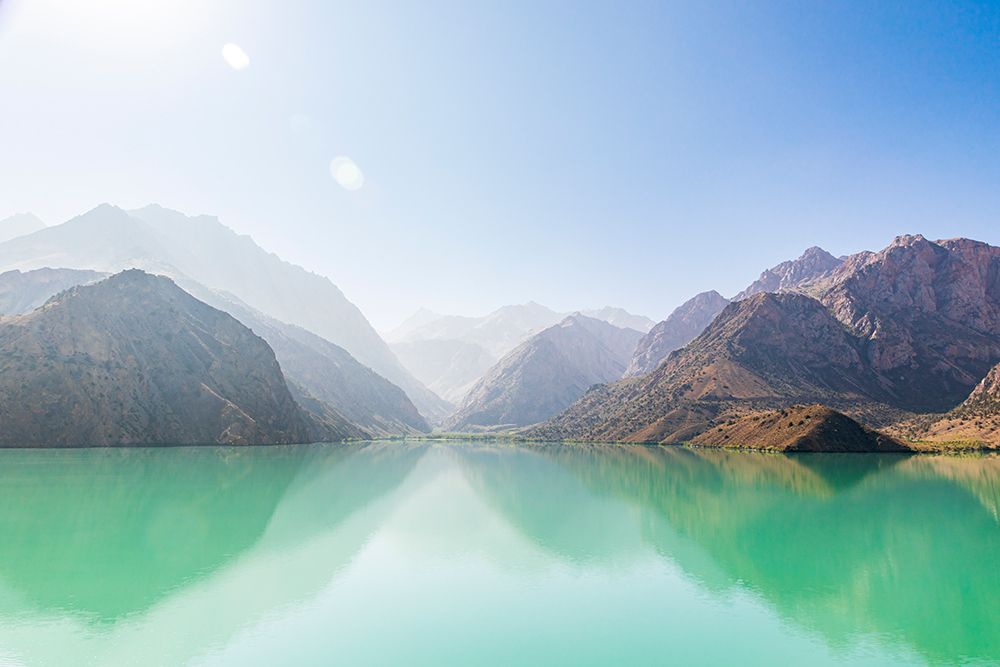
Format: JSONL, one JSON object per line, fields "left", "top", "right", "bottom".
{"left": 446, "top": 315, "right": 643, "bottom": 430}
{"left": 0, "top": 270, "right": 359, "bottom": 446}
{"left": 691, "top": 404, "right": 910, "bottom": 452}
{"left": 625, "top": 290, "right": 729, "bottom": 377}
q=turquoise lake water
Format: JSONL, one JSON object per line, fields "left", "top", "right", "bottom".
{"left": 0, "top": 442, "right": 996, "bottom": 666}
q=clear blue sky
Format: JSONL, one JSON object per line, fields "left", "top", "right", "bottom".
{"left": 1, "top": 0, "right": 997, "bottom": 329}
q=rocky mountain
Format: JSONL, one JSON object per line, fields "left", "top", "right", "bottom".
{"left": 0, "top": 204, "right": 451, "bottom": 422}
{"left": 0, "top": 271, "right": 361, "bottom": 446}
{"left": 0, "top": 213, "right": 45, "bottom": 244}
{"left": 390, "top": 339, "right": 497, "bottom": 404}
{"left": 0, "top": 267, "right": 428, "bottom": 436}
{"left": 691, "top": 404, "right": 908, "bottom": 452}
{"left": 624, "top": 290, "right": 730, "bottom": 377}
{"left": 734, "top": 246, "right": 843, "bottom": 300}
{"left": 0, "top": 268, "right": 106, "bottom": 315}
{"left": 446, "top": 315, "right": 644, "bottom": 430}
{"left": 534, "top": 235, "right": 1000, "bottom": 444}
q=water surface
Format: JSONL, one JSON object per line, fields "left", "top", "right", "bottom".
{"left": 0, "top": 442, "right": 997, "bottom": 666}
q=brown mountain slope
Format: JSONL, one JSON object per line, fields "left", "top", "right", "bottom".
{"left": 0, "top": 270, "right": 361, "bottom": 446}
{"left": 534, "top": 235, "right": 1000, "bottom": 444}
{"left": 624, "top": 290, "right": 729, "bottom": 377}
{"left": 691, "top": 404, "right": 910, "bottom": 452}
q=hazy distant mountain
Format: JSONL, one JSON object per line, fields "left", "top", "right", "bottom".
{"left": 446, "top": 315, "right": 644, "bottom": 430}
{"left": 579, "top": 307, "right": 655, "bottom": 333}
{"left": 734, "top": 246, "right": 843, "bottom": 300}
{"left": 388, "top": 301, "right": 652, "bottom": 401}
{"left": 0, "top": 271, "right": 359, "bottom": 446}
{"left": 0, "top": 204, "right": 451, "bottom": 422}
{"left": 534, "top": 235, "right": 1000, "bottom": 444}
{"left": 0, "top": 268, "right": 107, "bottom": 315}
{"left": 179, "top": 282, "right": 430, "bottom": 436}
{"left": 624, "top": 290, "right": 730, "bottom": 377}
{"left": 0, "top": 213, "right": 45, "bottom": 244}
{"left": 390, "top": 339, "right": 497, "bottom": 403}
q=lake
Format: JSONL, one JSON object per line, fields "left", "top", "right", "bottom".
{"left": 0, "top": 442, "right": 996, "bottom": 666}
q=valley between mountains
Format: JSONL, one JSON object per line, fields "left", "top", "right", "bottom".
{"left": 0, "top": 205, "right": 997, "bottom": 451}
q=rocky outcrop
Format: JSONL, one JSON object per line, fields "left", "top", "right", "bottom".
{"left": 900, "top": 363, "right": 1000, "bottom": 446}
{"left": 624, "top": 290, "right": 729, "bottom": 377}
{"left": 691, "top": 404, "right": 909, "bottom": 452}
{"left": 0, "top": 270, "right": 360, "bottom": 446}
{"left": 817, "top": 235, "right": 1000, "bottom": 411}
{"left": 446, "top": 315, "right": 643, "bottom": 430}
{"left": 734, "top": 246, "right": 843, "bottom": 300}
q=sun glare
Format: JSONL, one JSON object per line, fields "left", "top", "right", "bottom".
{"left": 330, "top": 156, "right": 365, "bottom": 191}
{"left": 222, "top": 42, "right": 250, "bottom": 70}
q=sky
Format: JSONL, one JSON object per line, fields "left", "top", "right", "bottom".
{"left": 0, "top": 0, "right": 998, "bottom": 330}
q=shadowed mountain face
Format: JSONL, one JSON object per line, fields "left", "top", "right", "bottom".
{"left": 0, "top": 270, "right": 354, "bottom": 446}
{"left": 538, "top": 236, "right": 1000, "bottom": 444}
{"left": 905, "top": 362, "right": 1000, "bottom": 445}
{"left": 734, "top": 246, "right": 843, "bottom": 300}
{"left": 0, "top": 204, "right": 450, "bottom": 422}
{"left": 0, "top": 267, "right": 107, "bottom": 315}
{"left": 817, "top": 235, "right": 1000, "bottom": 411}
{"left": 625, "top": 290, "right": 730, "bottom": 377}
{"left": 446, "top": 315, "right": 643, "bottom": 430}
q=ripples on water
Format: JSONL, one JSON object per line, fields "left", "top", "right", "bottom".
{"left": 0, "top": 442, "right": 996, "bottom": 666}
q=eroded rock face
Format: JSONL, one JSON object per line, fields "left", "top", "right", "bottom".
{"left": 624, "top": 290, "right": 729, "bottom": 378}
{"left": 734, "top": 246, "right": 843, "bottom": 300}
{"left": 0, "top": 270, "right": 357, "bottom": 446}
{"left": 818, "top": 235, "right": 1000, "bottom": 411}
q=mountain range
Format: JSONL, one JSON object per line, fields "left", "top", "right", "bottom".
{"left": 531, "top": 235, "right": 1000, "bottom": 446}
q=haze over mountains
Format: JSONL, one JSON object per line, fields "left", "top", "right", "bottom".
{"left": 386, "top": 302, "right": 653, "bottom": 403}
{"left": 0, "top": 271, "right": 353, "bottom": 446}
{"left": 0, "top": 204, "right": 449, "bottom": 423}
{"left": 0, "top": 201, "right": 998, "bottom": 449}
